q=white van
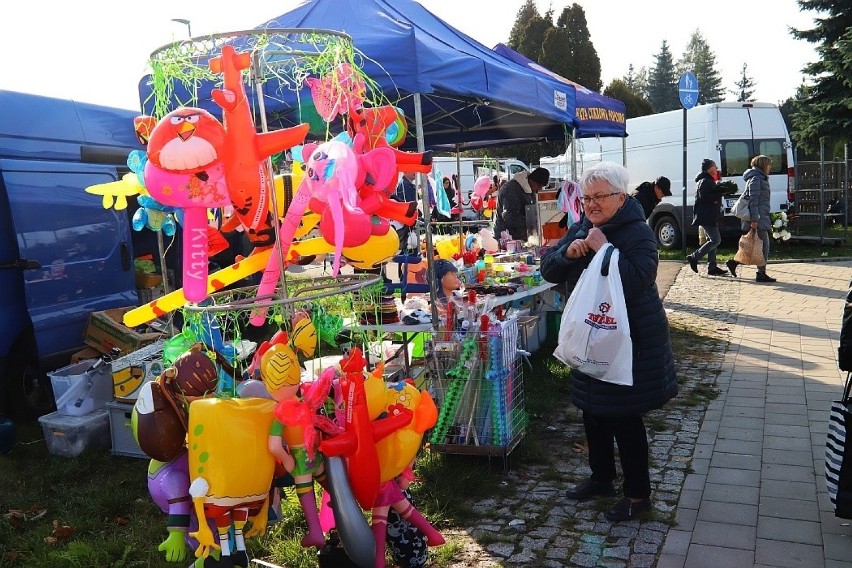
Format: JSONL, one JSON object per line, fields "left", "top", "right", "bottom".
{"left": 431, "top": 156, "right": 529, "bottom": 219}
{"left": 584, "top": 102, "right": 795, "bottom": 249}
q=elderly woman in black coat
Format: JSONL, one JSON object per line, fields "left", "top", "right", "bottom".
{"left": 540, "top": 161, "right": 678, "bottom": 522}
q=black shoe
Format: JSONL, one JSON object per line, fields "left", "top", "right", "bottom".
{"left": 565, "top": 478, "right": 615, "bottom": 501}
{"left": 726, "top": 259, "right": 739, "bottom": 278}
{"left": 707, "top": 266, "right": 728, "bottom": 277}
{"left": 686, "top": 255, "right": 698, "bottom": 273}
{"left": 756, "top": 272, "right": 777, "bottom": 283}
{"left": 604, "top": 497, "right": 652, "bottom": 522}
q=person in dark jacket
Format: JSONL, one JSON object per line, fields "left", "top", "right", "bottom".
{"left": 628, "top": 176, "right": 671, "bottom": 220}
{"left": 686, "top": 159, "right": 728, "bottom": 276}
{"left": 840, "top": 281, "right": 852, "bottom": 372}
{"left": 540, "top": 161, "right": 678, "bottom": 522}
{"left": 493, "top": 167, "right": 549, "bottom": 241}
{"left": 726, "top": 155, "right": 776, "bottom": 282}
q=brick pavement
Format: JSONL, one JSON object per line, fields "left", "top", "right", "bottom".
{"left": 442, "top": 260, "right": 852, "bottom": 567}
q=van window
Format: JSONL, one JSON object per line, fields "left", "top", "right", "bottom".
{"left": 720, "top": 138, "right": 788, "bottom": 177}
{"left": 507, "top": 163, "right": 526, "bottom": 176}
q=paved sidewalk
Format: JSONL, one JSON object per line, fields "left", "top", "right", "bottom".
{"left": 658, "top": 261, "right": 852, "bottom": 568}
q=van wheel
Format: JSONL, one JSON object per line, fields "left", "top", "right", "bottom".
{"left": 3, "top": 332, "right": 53, "bottom": 418}
{"left": 654, "top": 216, "right": 681, "bottom": 250}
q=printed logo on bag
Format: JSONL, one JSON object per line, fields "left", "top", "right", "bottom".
{"left": 586, "top": 301, "right": 618, "bottom": 329}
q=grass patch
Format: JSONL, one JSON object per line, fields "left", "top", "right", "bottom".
{"left": 1, "top": 309, "right": 720, "bottom": 566}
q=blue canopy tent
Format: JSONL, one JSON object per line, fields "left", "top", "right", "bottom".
{"left": 138, "top": 0, "right": 580, "bottom": 150}
{"left": 492, "top": 43, "right": 627, "bottom": 139}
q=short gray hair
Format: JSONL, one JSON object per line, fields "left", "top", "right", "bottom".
{"left": 580, "top": 162, "right": 630, "bottom": 194}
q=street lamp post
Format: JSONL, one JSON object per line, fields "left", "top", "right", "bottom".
{"left": 171, "top": 18, "right": 192, "bottom": 38}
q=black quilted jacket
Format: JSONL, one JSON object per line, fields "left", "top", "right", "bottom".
{"left": 540, "top": 197, "right": 678, "bottom": 416}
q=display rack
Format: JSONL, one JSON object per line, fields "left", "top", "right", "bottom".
{"left": 426, "top": 318, "right": 526, "bottom": 471}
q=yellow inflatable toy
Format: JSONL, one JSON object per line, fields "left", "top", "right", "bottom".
{"left": 187, "top": 397, "right": 276, "bottom": 564}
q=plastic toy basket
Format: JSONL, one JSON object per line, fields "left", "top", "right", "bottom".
{"left": 426, "top": 318, "right": 526, "bottom": 466}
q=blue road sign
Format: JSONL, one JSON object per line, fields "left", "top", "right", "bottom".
{"left": 679, "top": 71, "right": 699, "bottom": 109}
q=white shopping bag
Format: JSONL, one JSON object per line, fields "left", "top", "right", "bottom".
{"left": 553, "top": 244, "right": 633, "bottom": 385}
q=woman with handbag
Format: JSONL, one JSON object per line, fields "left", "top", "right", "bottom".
{"left": 540, "top": 162, "right": 678, "bottom": 522}
{"left": 727, "top": 154, "right": 776, "bottom": 282}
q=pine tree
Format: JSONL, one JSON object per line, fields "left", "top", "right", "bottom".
{"left": 731, "top": 63, "right": 757, "bottom": 102}
{"left": 552, "top": 4, "right": 602, "bottom": 91}
{"left": 678, "top": 30, "right": 725, "bottom": 104}
{"left": 512, "top": 7, "right": 553, "bottom": 63}
{"left": 790, "top": 0, "right": 852, "bottom": 152}
{"left": 604, "top": 79, "right": 654, "bottom": 119}
{"left": 647, "top": 40, "right": 680, "bottom": 112}
{"left": 508, "top": 0, "right": 539, "bottom": 50}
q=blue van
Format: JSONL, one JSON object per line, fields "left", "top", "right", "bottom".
{"left": 0, "top": 90, "right": 157, "bottom": 416}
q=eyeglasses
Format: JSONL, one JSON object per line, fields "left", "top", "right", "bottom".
{"left": 580, "top": 192, "right": 620, "bottom": 205}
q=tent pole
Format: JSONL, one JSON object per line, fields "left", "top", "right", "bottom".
{"left": 570, "top": 128, "right": 577, "bottom": 181}
{"left": 456, "top": 145, "right": 463, "bottom": 237}
{"left": 415, "top": 93, "right": 439, "bottom": 325}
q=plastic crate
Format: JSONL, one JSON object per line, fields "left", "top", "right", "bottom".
{"left": 517, "top": 315, "right": 542, "bottom": 354}
{"left": 38, "top": 408, "right": 110, "bottom": 458}
{"left": 48, "top": 359, "right": 114, "bottom": 416}
{"left": 106, "top": 400, "right": 147, "bottom": 459}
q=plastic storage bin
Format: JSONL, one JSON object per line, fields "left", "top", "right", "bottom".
{"left": 517, "top": 315, "right": 542, "bottom": 354}
{"left": 38, "top": 408, "right": 110, "bottom": 458}
{"left": 106, "top": 401, "right": 147, "bottom": 459}
{"left": 49, "top": 359, "right": 114, "bottom": 416}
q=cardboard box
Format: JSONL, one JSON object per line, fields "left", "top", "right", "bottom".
{"left": 83, "top": 307, "right": 163, "bottom": 356}
{"left": 70, "top": 346, "right": 101, "bottom": 364}
{"left": 106, "top": 401, "right": 147, "bottom": 459}
{"left": 110, "top": 340, "right": 165, "bottom": 402}
{"left": 135, "top": 270, "right": 164, "bottom": 290}
{"left": 38, "top": 408, "right": 110, "bottom": 458}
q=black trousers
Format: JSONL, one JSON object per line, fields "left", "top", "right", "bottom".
{"left": 583, "top": 412, "right": 651, "bottom": 499}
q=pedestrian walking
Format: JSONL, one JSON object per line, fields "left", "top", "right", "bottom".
{"left": 686, "top": 159, "right": 728, "bottom": 276}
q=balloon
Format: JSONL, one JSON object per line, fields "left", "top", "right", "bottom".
{"left": 375, "top": 383, "right": 437, "bottom": 482}
{"left": 187, "top": 398, "right": 277, "bottom": 562}
{"left": 305, "top": 62, "right": 366, "bottom": 122}
{"left": 143, "top": 107, "right": 231, "bottom": 303}
{"left": 209, "top": 45, "right": 309, "bottom": 249}
{"left": 473, "top": 175, "right": 493, "bottom": 199}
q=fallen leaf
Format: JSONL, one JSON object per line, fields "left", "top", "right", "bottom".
{"left": 50, "top": 519, "right": 75, "bottom": 540}
{"left": 114, "top": 516, "right": 129, "bottom": 526}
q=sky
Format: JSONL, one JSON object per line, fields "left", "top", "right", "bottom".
{"left": 0, "top": 0, "right": 820, "bottom": 111}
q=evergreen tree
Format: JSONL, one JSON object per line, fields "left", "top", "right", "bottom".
{"left": 678, "top": 30, "right": 725, "bottom": 104}
{"left": 731, "top": 63, "right": 757, "bottom": 102}
{"left": 508, "top": 0, "right": 540, "bottom": 50}
{"left": 550, "top": 4, "right": 602, "bottom": 91}
{"left": 647, "top": 40, "right": 680, "bottom": 112}
{"left": 604, "top": 79, "right": 654, "bottom": 119}
{"left": 624, "top": 64, "right": 638, "bottom": 92}
{"left": 512, "top": 8, "right": 553, "bottom": 63}
{"left": 790, "top": 0, "right": 852, "bottom": 152}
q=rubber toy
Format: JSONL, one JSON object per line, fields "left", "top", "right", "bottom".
{"left": 187, "top": 397, "right": 277, "bottom": 565}
{"left": 209, "top": 45, "right": 309, "bottom": 249}
{"left": 257, "top": 318, "right": 338, "bottom": 549}
{"left": 143, "top": 107, "right": 230, "bottom": 303}
{"left": 132, "top": 194, "right": 178, "bottom": 236}
{"left": 371, "top": 463, "right": 444, "bottom": 568}
{"left": 305, "top": 62, "right": 366, "bottom": 122}
{"left": 319, "top": 348, "right": 412, "bottom": 510}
